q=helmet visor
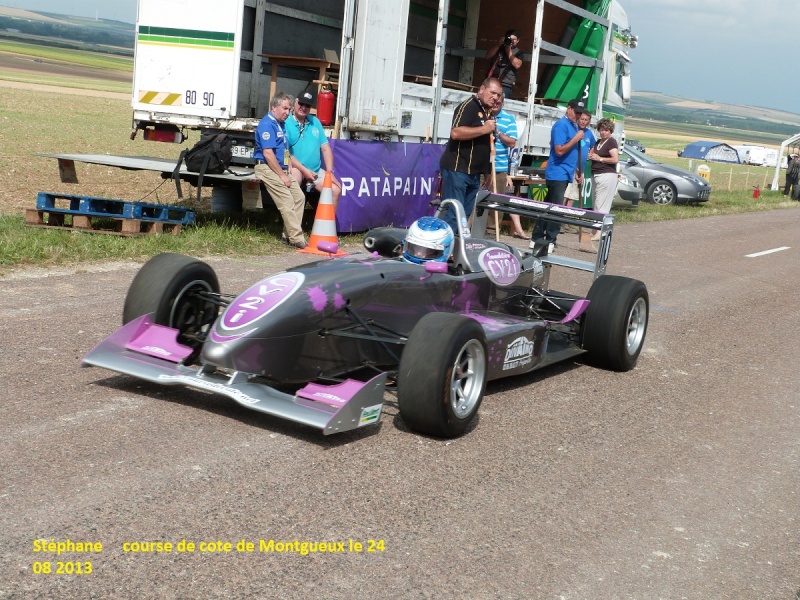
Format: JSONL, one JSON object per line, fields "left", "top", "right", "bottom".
{"left": 404, "top": 241, "right": 444, "bottom": 261}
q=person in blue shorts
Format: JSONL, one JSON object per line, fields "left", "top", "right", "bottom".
{"left": 286, "top": 89, "right": 342, "bottom": 208}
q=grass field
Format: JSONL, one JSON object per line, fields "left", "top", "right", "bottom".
{"left": 1, "top": 50, "right": 798, "bottom": 275}
{"left": 0, "top": 40, "right": 133, "bottom": 71}
{"left": 626, "top": 118, "right": 787, "bottom": 151}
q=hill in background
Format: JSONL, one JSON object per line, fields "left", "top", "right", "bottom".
{"left": 1, "top": 4, "right": 799, "bottom": 143}
{"left": 630, "top": 91, "right": 800, "bottom": 139}
{"left": 0, "top": 5, "right": 133, "bottom": 55}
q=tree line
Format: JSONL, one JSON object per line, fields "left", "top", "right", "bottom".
{"left": 0, "top": 16, "right": 133, "bottom": 53}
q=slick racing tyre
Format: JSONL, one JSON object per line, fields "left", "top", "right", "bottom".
{"left": 123, "top": 253, "right": 220, "bottom": 351}
{"left": 398, "top": 313, "right": 488, "bottom": 438}
{"left": 581, "top": 275, "right": 648, "bottom": 371}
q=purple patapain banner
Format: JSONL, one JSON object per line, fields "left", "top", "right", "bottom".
{"left": 329, "top": 140, "right": 445, "bottom": 232}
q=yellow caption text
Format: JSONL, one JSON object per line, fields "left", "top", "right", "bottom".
{"left": 121, "top": 538, "right": 386, "bottom": 555}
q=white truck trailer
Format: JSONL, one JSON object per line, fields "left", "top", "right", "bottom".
{"left": 47, "top": 0, "right": 637, "bottom": 230}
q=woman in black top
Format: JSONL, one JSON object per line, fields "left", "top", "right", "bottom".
{"left": 587, "top": 118, "right": 620, "bottom": 224}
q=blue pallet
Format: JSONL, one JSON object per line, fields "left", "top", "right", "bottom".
{"left": 36, "top": 192, "right": 195, "bottom": 225}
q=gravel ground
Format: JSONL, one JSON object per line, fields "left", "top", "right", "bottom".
{"left": 1, "top": 210, "right": 800, "bottom": 598}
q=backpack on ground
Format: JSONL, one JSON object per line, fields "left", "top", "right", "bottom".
{"left": 173, "top": 133, "right": 234, "bottom": 201}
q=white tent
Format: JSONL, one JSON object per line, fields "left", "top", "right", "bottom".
{"left": 771, "top": 132, "right": 800, "bottom": 190}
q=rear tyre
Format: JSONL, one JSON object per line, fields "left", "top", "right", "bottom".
{"left": 122, "top": 253, "right": 220, "bottom": 351}
{"left": 398, "top": 313, "right": 487, "bottom": 438}
{"left": 581, "top": 275, "right": 648, "bottom": 371}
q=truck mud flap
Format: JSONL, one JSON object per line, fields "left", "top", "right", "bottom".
{"left": 83, "top": 316, "right": 386, "bottom": 435}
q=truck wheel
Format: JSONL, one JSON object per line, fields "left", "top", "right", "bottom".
{"left": 646, "top": 180, "right": 677, "bottom": 205}
{"left": 581, "top": 275, "right": 648, "bottom": 371}
{"left": 123, "top": 253, "right": 220, "bottom": 351}
{"left": 398, "top": 313, "right": 487, "bottom": 438}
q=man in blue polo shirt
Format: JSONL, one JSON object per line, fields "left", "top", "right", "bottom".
{"left": 529, "top": 98, "right": 588, "bottom": 256}
{"left": 254, "top": 92, "right": 307, "bottom": 249}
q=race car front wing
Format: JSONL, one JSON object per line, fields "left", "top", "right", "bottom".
{"left": 82, "top": 315, "right": 386, "bottom": 435}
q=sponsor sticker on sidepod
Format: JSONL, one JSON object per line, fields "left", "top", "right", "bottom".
{"left": 478, "top": 248, "right": 520, "bottom": 286}
{"left": 219, "top": 272, "right": 306, "bottom": 331}
{"left": 503, "top": 336, "right": 534, "bottom": 370}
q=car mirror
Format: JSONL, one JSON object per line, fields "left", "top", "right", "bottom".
{"left": 317, "top": 240, "right": 340, "bottom": 255}
{"left": 424, "top": 262, "right": 449, "bottom": 274}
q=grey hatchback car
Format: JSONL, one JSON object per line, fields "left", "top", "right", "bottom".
{"left": 614, "top": 166, "right": 644, "bottom": 206}
{"left": 624, "top": 139, "right": 646, "bottom": 153}
{"left": 620, "top": 147, "right": 711, "bottom": 205}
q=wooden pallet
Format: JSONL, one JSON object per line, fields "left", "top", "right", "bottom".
{"left": 25, "top": 209, "right": 183, "bottom": 236}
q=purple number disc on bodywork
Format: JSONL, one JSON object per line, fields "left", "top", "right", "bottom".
{"left": 478, "top": 248, "right": 521, "bottom": 286}
{"left": 219, "top": 272, "right": 306, "bottom": 331}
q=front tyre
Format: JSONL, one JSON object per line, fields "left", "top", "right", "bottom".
{"left": 122, "top": 253, "right": 220, "bottom": 351}
{"left": 581, "top": 275, "right": 648, "bottom": 371}
{"left": 398, "top": 313, "right": 488, "bottom": 438}
{"left": 646, "top": 180, "right": 677, "bottom": 205}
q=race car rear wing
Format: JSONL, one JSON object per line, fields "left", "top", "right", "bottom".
{"left": 471, "top": 190, "right": 615, "bottom": 281}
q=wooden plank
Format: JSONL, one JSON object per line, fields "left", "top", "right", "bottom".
{"left": 72, "top": 215, "right": 92, "bottom": 229}
{"left": 120, "top": 219, "right": 142, "bottom": 235}
{"left": 24, "top": 210, "right": 184, "bottom": 236}
{"left": 25, "top": 208, "right": 44, "bottom": 225}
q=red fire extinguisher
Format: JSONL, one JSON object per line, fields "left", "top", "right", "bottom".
{"left": 317, "top": 85, "right": 335, "bottom": 126}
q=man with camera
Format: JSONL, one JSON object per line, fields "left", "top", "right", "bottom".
{"left": 485, "top": 29, "right": 523, "bottom": 98}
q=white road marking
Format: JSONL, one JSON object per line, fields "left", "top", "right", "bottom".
{"left": 746, "top": 246, "right": 790, "bottom": 258}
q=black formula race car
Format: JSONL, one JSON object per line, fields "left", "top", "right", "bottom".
{"left": 83, "top": 194, "right": 649, "bottom": 438}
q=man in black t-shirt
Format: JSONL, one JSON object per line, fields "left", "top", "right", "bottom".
{"left": 439, "top": 77, "right": 503, "bottom": 231}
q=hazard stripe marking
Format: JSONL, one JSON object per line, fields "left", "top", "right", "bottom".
{"left": 137, "top": 91, "right": 183, "bottom": 106}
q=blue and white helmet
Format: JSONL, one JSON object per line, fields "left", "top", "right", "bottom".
{"left": 402, "top": 217, "right": 454, "bottom": 264}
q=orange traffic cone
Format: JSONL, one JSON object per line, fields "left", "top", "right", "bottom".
{"left": 298, "top": 171, "right": 347, "bottom": 256}
{"left": 752, "top": 185, "right": 760, "bottom": 199}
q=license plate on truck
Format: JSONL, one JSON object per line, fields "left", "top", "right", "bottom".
{"left": 232, "top": 145, "right": 253, "bottom": 159}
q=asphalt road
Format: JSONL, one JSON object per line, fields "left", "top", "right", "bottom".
{"left": 1, "top": 210, "right": 799, "bottom": 599}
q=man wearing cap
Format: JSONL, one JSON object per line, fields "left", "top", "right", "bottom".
{"left": 286, "top": 89, "right": 342, "bottom": 208}
{"left": 254, "top": 92, "right": 308, "bottom": 249}
{"left": 529, "top": 98, "right": 588, "bottom": 256}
